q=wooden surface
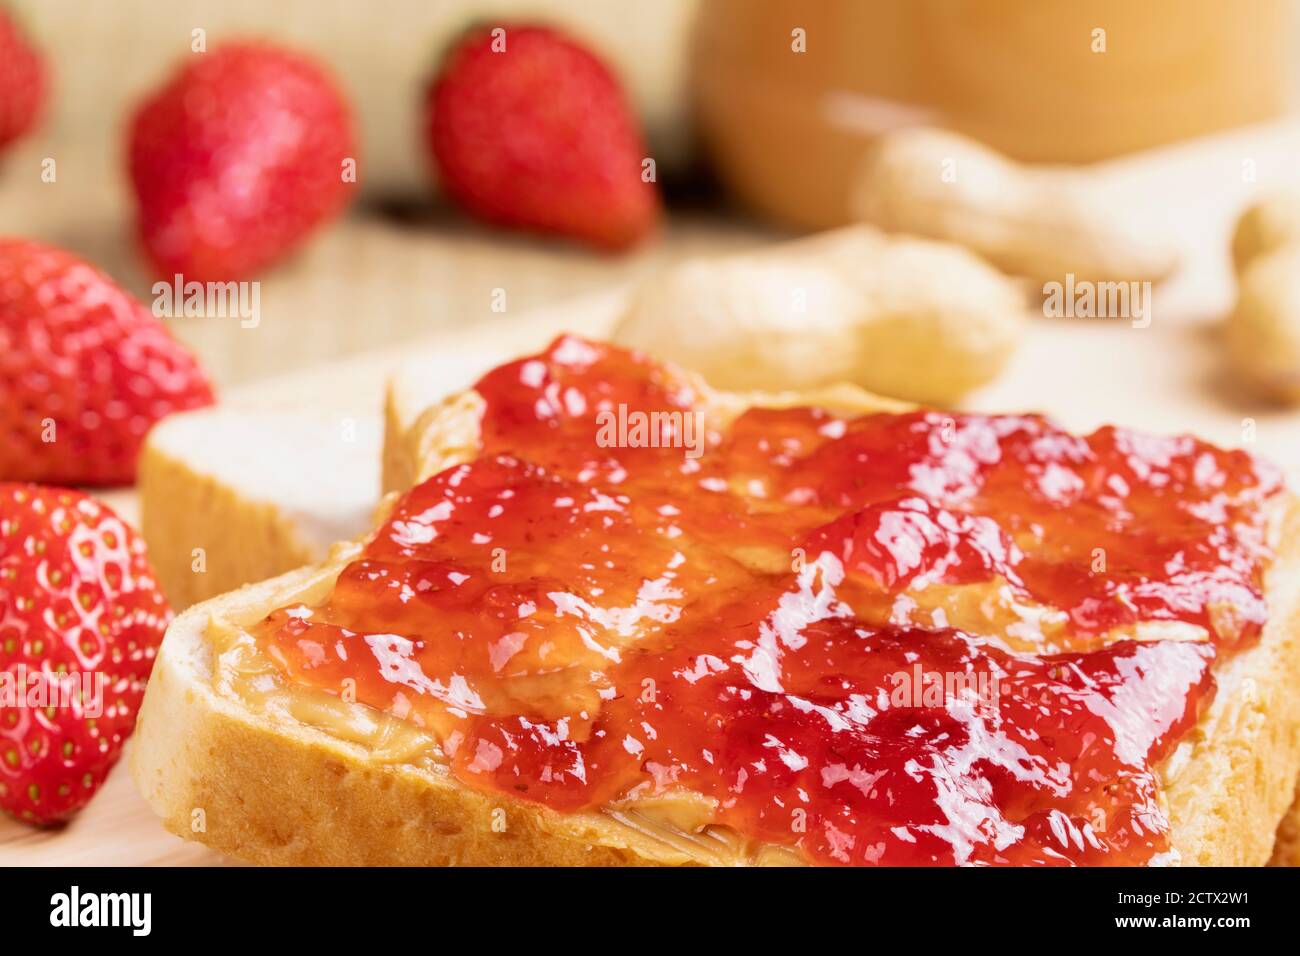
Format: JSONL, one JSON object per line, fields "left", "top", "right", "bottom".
{"left": 6, "top": 119, "right": 1300, "bottom": 866}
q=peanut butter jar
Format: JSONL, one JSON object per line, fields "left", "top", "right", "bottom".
{"left": 693, "top": 0, "right": 1295, "bottom": 229}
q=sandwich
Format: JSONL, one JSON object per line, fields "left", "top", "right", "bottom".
{"left": 132, "top": 336, "right": 1300, "bottom": 865}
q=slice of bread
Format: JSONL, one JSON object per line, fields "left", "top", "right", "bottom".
{"left": 140, "top": 408, "right": 382, "bottom": 609}
{"left": 132, "top": 369, "right": 1300, "bottom": 866}
{"left": 382, "top": 292, "right": 621, "bottom": 494}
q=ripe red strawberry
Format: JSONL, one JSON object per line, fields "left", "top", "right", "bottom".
{"left": 0, "top": 239, "right": 215, "bottom": 486}
{"left": 0, "top": 8, "right": 45, "bottom": 151}
{"left": 426, "top": 25, "right": 660, "bottom": 250}
{"left": 128, "top": 41, "right": 358, "bottom": 282}
{"left": 0, "top": 485, "right": 171, "bottom": 825}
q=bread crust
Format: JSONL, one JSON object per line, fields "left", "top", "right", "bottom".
{"left": 1163, "top": 500, "right": 1300, "bottom": 865}
{"left": 140, "top": 429, "right": 318, "bottom": 609}
{"left": 1271, "top": 790, "right": 1300, "bottom": 866}
{"left": 133, "top": 381, "right": 1300, "bottom": 866}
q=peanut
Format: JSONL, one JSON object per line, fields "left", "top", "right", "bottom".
{"left": 1228, "top": 194, "right": 1300, "bottom": 403}
{"left": 1231, "top": 191, "right": 1300, "bottom": 272}
{"left": 851, "top": 127, "right": 1179, "bottom": 286}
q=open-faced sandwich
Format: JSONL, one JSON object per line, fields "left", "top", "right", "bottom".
{"left": 132, "top": 338, "right": 1300, "bottom": 865}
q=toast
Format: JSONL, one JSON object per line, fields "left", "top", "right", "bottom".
{"left": 140, "top": 408, "right": 381, "bottom": 608}
{"left": 132, "top": 339, "right": 1300, "bottom": 866}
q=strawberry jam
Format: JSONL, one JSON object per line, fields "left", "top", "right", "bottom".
{"left": 254, "top": 337, "right": 1284, "bottom": 865}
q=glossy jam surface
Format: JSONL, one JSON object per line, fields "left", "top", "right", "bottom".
{"left": 254, "top": 337, "right": 1283, "bottom": 865}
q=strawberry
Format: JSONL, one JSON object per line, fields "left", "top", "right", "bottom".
{"left": 0, "top": 485, "right": 171, "bottom": 825}
{"left": 0, "top": 8, "right": 45, "bottom": 151}
{"left": 128, "top": 41, "right": 358, "bottom": 282}
{"left": 0, "top": 239, "right": 215, "bottom": 486}
{"left": 426, "top": 24, "right": 660, "bottom": 250}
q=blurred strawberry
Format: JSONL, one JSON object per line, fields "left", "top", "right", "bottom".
{"left": 128, "top": 41, "right": 357, "bottom": 281}
{"left": 426, "top": 24, "right": 660, "bottom": 250}
{"left": 0, "top": 485, "right": 171, "bottom": 825}
{"left": 0, "top": 8, "right": 46, "bottom": 151}
{"left": 0, "top": 239, "right": 215, "bottom": 486}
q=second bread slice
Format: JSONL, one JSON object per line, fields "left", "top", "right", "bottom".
{"left": 140, "top": 408, "right": 382, "bottom": 608}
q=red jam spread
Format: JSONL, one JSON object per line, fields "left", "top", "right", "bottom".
{"left": 254, "top": 337, "right": 1284, "bottom": 865}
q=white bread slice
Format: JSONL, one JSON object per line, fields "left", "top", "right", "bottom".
{"left": 139, "top": 408, "right": 382, "bottom": 610}
{"left": 132, "top": 380, "right": 1300, "bottom": 866}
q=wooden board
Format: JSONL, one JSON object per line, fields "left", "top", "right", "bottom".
{"left": 6, "top": 119, "right": 1300, "bottom": 866}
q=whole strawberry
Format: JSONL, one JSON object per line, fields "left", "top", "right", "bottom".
{"left": 0, "top": 239, "right": 215, "bottom": 485}
{"left": 426, "top": 25, "right": 660, "bottom": 250}
{"left": 129, "top": 41, "right": 357, "bottom": 282}
{"left": 0, "top": 8, "right": 45, "bottom": 151}
{"left": 0, "top": 485, "right": 171, "bottom": 825}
